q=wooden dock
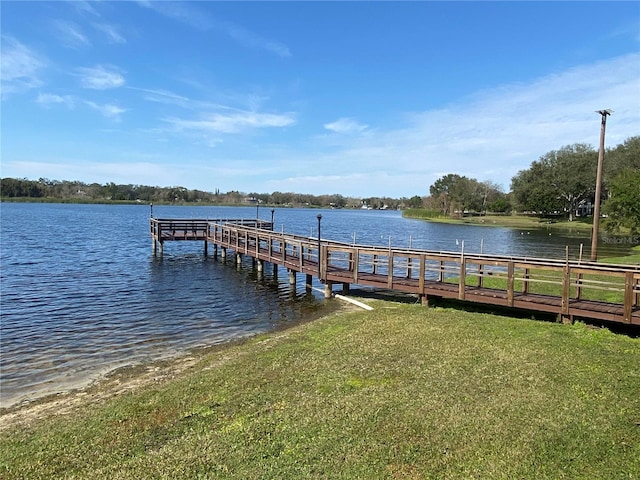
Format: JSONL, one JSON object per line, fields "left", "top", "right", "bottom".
{"left": 150, "top": 218, "right": 640, "bottom": 326}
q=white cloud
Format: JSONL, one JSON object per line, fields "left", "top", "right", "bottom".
{"left": 0, "top": 36, "right": 45, "bottom": 97}
{"left": 135, "top": 1, "right": 211, "bottom": 30}
{"left": 324, "top": 118, "right": 369, "bottom": 135}
{"left": 295, "top": 52, "right": 640, "bottom": 195}
{"left": 84, "top": 100, "right": 127, "bottom": 120}
{"left": 53, "top": 20, "right": 91, "bottom": 48}
{"left": 200, "top": 53, "right": 637, "bottom": 198}
{"left": 223, "top": 21, "right": 291, "bottom": 58}
{"left": 127, "top": 86, "right": 190, "bottom": 107}
{"left": 36, "top": 93, "right": 126, "bottom": 120}
{"left": 1, "top": 160, "right": 178, "bottom": 188}
{"left": 72, "top": 1, "right": 101, "bottom": 17}
{"left": 37, "top": 93, "right": 76, "bottom": 108}
{"left": 92, "top": 23, "right": 126, "bottom": 44}
{"left": 137, "top": 1, "right": 291, "bottom": 57}
{"left": 75, "top": 65, "right": 125, "bottom": 89}
{"left": 165, "top": 110, "right": 296, "bottom": 135}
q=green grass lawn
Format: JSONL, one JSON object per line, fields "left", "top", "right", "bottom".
{"left": 1, "top": 302, "right": 638, "bottom": 479}
{"left": 402, "top": 210, "right": 597, "bottom": 232}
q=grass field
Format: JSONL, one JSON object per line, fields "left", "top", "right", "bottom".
{"left": 402, "top": 210, "right": 596, "bottom": 232}
{"left": 1, "top": 300, "right": 638, "bottom": 479}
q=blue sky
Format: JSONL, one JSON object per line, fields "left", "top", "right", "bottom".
{"left": 2, "top": 1, "right": 639, "bottom": 198}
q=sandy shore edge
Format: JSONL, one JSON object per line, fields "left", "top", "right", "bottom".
{"left": 0, "top": 301, "right": 359, "bottom": 432}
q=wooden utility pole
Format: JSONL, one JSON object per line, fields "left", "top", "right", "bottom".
{"left": 590, "top": 109, "right": 612, "bottom": 261}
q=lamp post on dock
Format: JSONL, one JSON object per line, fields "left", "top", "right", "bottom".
{"left": 150, "top": 203, "right": 153, "bottom": 218}
{"left": 590, "top": 109, "right": 612, "bottom": 262}
{"left": 271, "top": 208, "right": 275, "bottom": 230}
{"left": 317, "top": 214, "right": 322, "bottom": 280}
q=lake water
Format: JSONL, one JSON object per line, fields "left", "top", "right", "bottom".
{"left": 0, "top": 203, "right": 634, "bottom": 408}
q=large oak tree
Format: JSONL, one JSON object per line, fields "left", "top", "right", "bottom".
{"left": 511, "top": 144, "right": 597, "bottom": 220}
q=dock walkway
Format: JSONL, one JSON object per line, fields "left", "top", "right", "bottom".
{"left": 150, "top": 218, "right": 640, "bottom": 326}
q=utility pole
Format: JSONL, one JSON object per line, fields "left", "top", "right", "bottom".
{"left": 590, "top": 109, "right": 612, "bottom": 261}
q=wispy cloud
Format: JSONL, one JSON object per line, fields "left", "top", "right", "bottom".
{"left": 261, "top": 53, "right": 640, "bottom": 196}
{"left": 222, "top": 21, "right": 291, "bottom": 58}
{"left": 71, "top": 1, "right": 101, "bottom": 17}
{"left": 1, "top": 36, "right": 45, "bottom": 98}
{"left": 92, "top": 23, "right": 126, "bottom": 44}
{"left": 324, "top": 118, "right": 369, "bottom": 135}
{"left": 135, "top": 1, "right": 211, "bottom": 30}
{"left": 36, "top": 93, "right": 125, "bottom": 121}
{"left": 53, "top": 20, "right": 91, "bottom": 48}
{"left": 136, "top": 1, "right": 291, "bottom": 57}
{"left": 127, "top": 86, "right": 190, "bottom": 107}
{"left": 165, "top": 110, "right": 296, "bottom": 135}
{"left": 2, "top": 160, "right": 177, "bottom": 188}
{"left": 37, "top": 93, "right": 76, "bottom": 108}
{"left": 84, "top": 100, "right": 127, "bottom": 120}
{"left": 75, "top": 64, "right": 125, "bottom": 89}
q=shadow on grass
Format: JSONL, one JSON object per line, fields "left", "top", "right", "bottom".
{"left": 345, "top": 286, "right": 639, "bottom": 337}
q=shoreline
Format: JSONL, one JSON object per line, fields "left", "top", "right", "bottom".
{"left": 2, "top": 299, "right": 638, "bottom": 478}
{"left": 402, "top": 211, "right": 596, "bottom": 231}
{"left": 0, "top": 300, "right": 355, "bottom": 431}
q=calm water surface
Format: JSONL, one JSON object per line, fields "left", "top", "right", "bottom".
{"left": 0, "top": 203, "right": 632, "bottom": 408}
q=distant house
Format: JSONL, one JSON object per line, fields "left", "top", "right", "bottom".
{"left": 576, "top": 199, "right": 593, "bottom": 218}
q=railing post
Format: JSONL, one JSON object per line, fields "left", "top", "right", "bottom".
{"left": 575, "top": 272, "right": 583, "bottom": 300}
{"left": 256, "top": 231, "right": 260, "bottom": 258}
{"left": 560, "top": 265, "right": 571, "bottom": 323}
{"left": 418, "top": 254, "right": 425, "bottom": 295}
{"left": 458, "top": 255, "right": 466, "bottom": 300}
{"left": 353, "top": 248, "right": 359, "bottom": 284}
{"left": 624, "top": 271, "right": 633, "bottom": 323}
{"left": 507, "top": 261, "right": 514, "bottom": 307}
{"left": 523, "top": 268, "right": 530, "bottom": 294}
{"left": 298, "top": 242, "right": 303, "bottom": 271}
{"left": 320, "top": 245, "right": 327, "bottom": 280}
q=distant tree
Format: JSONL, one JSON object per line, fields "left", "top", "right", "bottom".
{"left": 511, "top": 144, "right": 597, "bottom": 220}
{"left": 604, "top": 136, "right": 640, "bottom": 182}
{"left": 406, "top": 195, "right": 424, "bottom": 208}
{"left": 478, "top": 181, "right": 507, "bottom": 213}
{"left": 430, "top": 174, "right": 465, "bottom": 215}
{"left": 0, "top": 178, "right": 45, "bottom": 197}
{"left": 429, "top": 174, "right": 500, "bottom": 215}
{"left": 487, "top": 195, "right": 512, "bottom": 213}
{"left": 602, "top": 168, "right": 640, "bottom": 233}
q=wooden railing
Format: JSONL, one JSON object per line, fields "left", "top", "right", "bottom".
{"left": 151, "top": 219, "right": 640, "bottom": 325}
{"left": 150, "top": 218, "right": 272, "bottom": 242}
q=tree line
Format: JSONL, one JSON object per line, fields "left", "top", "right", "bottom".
{"left": 421, "top": 136, "right": 639, "bottom": 232}
{"left": 2, "top": 136, "right": 638, "bottom": 231}
{"left": 0, "top": 178, "right": 405, "bottom": 210}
